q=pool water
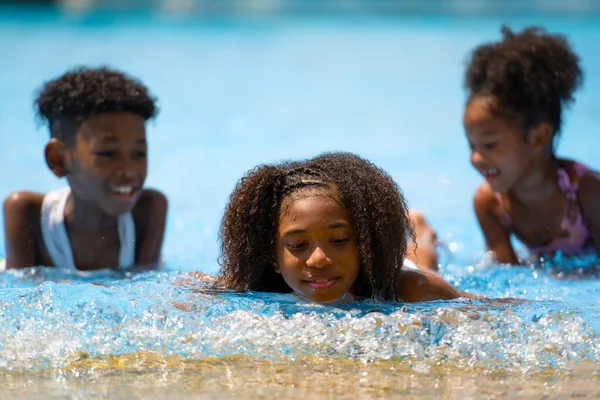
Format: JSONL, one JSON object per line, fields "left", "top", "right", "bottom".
{"left": 1, "top": 7, "right": 600, "bottom": 398}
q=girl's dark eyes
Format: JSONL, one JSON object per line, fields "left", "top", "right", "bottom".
{"left": 469, "top": 143, "right": 498, "bottom": 152}
{"left": 286, "top": 243, "right": 307, "bottom": 250}
{"left": 134, "top": 150, "right": 147, "bottom": 158}
{"left": 331, "top": 237, "right": 350, "bottom": 245}
{"left": 285, "top": 237, "right": 349, "bottom": 250}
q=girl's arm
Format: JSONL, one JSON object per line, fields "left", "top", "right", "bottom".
{"left": 3, "top": 192, "right": 43, "bottom": 269}
{"left": 577, "top": 170, "right": 600, "bottom": 257}
{"left": 398, "top": 268, "right": 483, "bottom": 302}
{"left": 133, "top": 189, "right": 168, "bottom": 268}
{"left": 473, "top": 184, "right": 519, "bottom": 264}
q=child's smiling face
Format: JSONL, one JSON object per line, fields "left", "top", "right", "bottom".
{"left": 274, "top": 189, "right": 360, "bottom": 303}
{"left": 464, "top": 96, "right": 537, "bottom": 194}
{"left": 63, "top": 111, "right": 148, "bottom": 215}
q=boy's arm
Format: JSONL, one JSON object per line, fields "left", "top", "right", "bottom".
{"left": 3, "top": 192, "right": 43, "bottom": 268}
{"left": 133, "top": 189, "right": 168, "bottom": 268}
{"left": 473, "top": 184, "right": 519, "bottom": 265}
{"left": 577, "top": 170, "right": 600, "bottom": 257}
{"left": 398, "top": 269, "right": 483, "bottom": 302}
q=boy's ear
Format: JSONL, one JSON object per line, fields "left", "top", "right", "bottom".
{"left": 44, "top": 138, "right": 69, "bottom": 178}
{"left": 528, "top": 122, "right": 553, "bottom": 152}
{"left": 273, "top": 261, "right": 281, "bottom": 274}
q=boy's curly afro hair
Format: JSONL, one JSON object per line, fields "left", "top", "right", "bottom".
{"left": 465, "top": 25, "right": 583, "bottom": 151}
{"left": 217, "top": 152, "right": 415, "bottom": 301}
{"left": 35, "top": 66, "right": 158, "bottom": 144}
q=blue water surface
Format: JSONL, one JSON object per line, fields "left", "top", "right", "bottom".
{"left": 0, "top": 8, "right": 599, "bottom": 374}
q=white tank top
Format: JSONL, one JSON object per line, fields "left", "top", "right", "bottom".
{"left": 40, "top": 187, "right": 136, "bottom": 271}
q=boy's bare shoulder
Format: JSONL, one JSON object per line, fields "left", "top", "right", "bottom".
{"left": 133, "top": 189, "right": 168, "bottom": 217}
{"left": 136, "top": 188, "right": 167, "bottom": 208}
{"left": 3, "top": 191, "right": 45, "bottom": 215}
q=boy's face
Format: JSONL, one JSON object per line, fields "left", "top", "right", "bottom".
{"left": 64, "top": 111, "right": 148, "bottom": 216}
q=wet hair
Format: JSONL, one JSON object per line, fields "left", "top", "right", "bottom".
{"left": 465, "top": 25, "right": 583, "bottom": 153}
{"left": 35, "top": 66, "right": 158, "bottom": 145}
{"left": 218, "top": 152, "right": 415, "bottom": 301}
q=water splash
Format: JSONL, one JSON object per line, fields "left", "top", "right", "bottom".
{"left": 0, "top": 268, "right": 598, "bottom": 376}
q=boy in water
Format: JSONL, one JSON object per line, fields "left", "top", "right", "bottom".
{"left": 3, "top": 67, "right": 167, "bottom": 271}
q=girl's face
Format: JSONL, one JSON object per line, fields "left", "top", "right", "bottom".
{"left": 273, "top": 190, "right": 360, "bottom": 303}
{"left": 464, "top": 96, "right": 537, "bottom": 194}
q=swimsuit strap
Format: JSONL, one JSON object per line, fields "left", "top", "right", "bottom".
{"left": 529, "top": 162, "right": 591, "bottom": 255}
{"left": 556, "top": 162, "right": 590, "bottom": 241}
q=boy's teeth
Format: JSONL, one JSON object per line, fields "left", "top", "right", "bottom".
{"left": 112, "top": 186, "right": 134, "bottom": 194}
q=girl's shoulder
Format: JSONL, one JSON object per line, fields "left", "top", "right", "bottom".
{"left": 473, "top": 182, "right": 501, "bottom": 212}
{"left": 473, "top": 182, "right": 511, "bottom": 229}
{"left": 555, "top": 158, "right": 599, "bottom": 197}
{"left": 571, "top": 165, "right": 600, "bottom": 230}
{"left": 575, "top": 166, "right": 600, "bottom": 205}
{"left": 556, "top": 158, "right": 596, "bottom": 179}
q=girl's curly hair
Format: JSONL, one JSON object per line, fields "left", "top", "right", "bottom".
{"left": 217, "top": 152, "right": 414, "bottom": 301}
{"left": 465, "top": 25, "right": 583, "bottom": 152}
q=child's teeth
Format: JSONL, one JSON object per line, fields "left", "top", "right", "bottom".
{"left": 113, "top": 186, "right": 133, "bottom": 194}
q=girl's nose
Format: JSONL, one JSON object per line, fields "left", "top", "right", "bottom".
{"left": 306, "top": 246, "right": 333, "bottom": 268}
{"left": 470, "top": 150, "right": 485, "bottom": 167}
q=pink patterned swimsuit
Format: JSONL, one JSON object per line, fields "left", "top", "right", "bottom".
{"left": 495, "top": 163, "right": 592, "bottom": 257}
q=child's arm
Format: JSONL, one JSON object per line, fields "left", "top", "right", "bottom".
{"left": 398, "top": 269, "right": 483, "bottom": 302}
{"left": 473, "top": 184, "right": 519, "bottom": 264}
{"left": 577, "top": 170, "right": 600, "bottom": 257}
{"left": 132, "top": 189, "right": 168, "bottom": 268}
{"left": 3, "top": 192, "right": 43, "bottom": 268}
